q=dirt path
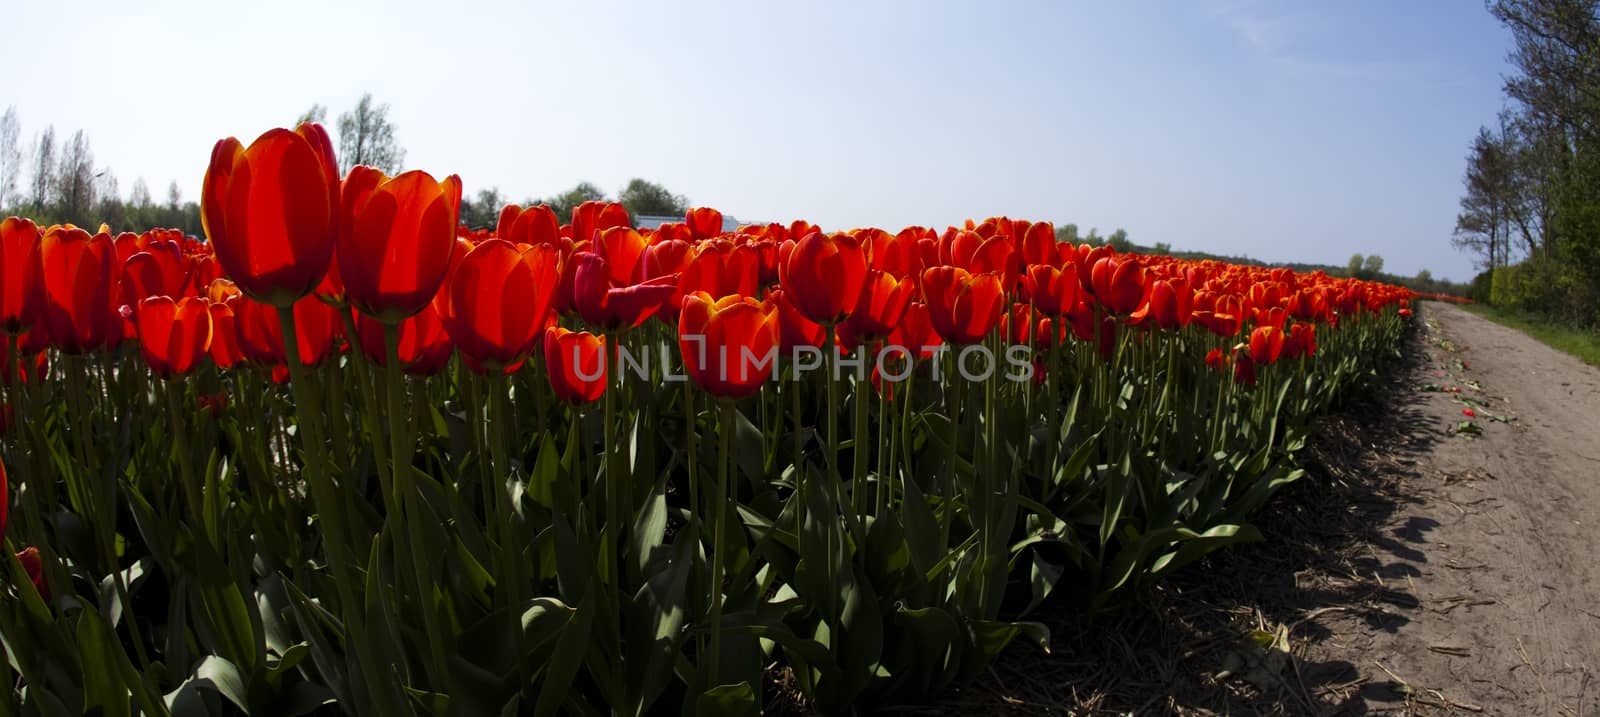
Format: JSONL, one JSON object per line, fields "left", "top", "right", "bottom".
{"left": 1300, "top": 302, "right": 1600, "bottom": 715}
{"left": 908, "top": 301, "right": 1600, "bottom": 715}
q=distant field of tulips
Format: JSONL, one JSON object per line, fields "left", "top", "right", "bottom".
{"left": 0, "top": 123, "right": 1415, "bottom": 716}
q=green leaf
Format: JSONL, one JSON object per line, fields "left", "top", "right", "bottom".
{"left": 76, "top": 610, "right": 133, "bottom": 717}
{"left": 195, "top": 655, "right": 250, "bottom": 714}
{"left": 694, "top": 683, "right": 757, "bottom": 717}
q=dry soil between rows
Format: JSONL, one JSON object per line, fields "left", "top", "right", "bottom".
{"left": 896, "top": 301, "right": 1600, "bottom": 716}
{"left": 1298, "top": 301, "right": 1600, "bottom": 715}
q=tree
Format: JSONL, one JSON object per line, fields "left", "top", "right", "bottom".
{"left": 167, "top": 181, "right": 182, "bottom": 212}
{"left": 1417, "top": 269, "right": 1434, "bottom": 284}
{"left": 298, "top": 104, "right": 328, "bottom": 126}
{"left": 29, "top": 126, "right": 55, "bottom": 210}
{"left": 1152, "top": 241, "right": 1173, "bottom": 255}
{"left": 540, "top": 182, "right": 609, "bottom": 223}
{"left": 460, "top": 187, "right": 506, "bottom": 230}
{"left": 54, "top": 130, "right": 96, "bottom": 224}
{"left": 129, "top": 178, "right": 153, "bottom": 209}
{"left": 1363, "top": 254, "right": 1385, "bottom": 274}
{"left": 1106, "top": 228, "right": 1133, "bottom": 253}
{"left": 1055, "top": 223, "right": 1079, "bottom": 244}
{"left": 337, "top": 93, "right": 405, "bottom": 175}
{"left": 618, "top": 178, "right": 688, "bottom": 219}
{"left": 0, "top": 107, "right": 20, "bottom": 210}
{"left": 1346, "top": 254, "right": 1365, "bottom": 277}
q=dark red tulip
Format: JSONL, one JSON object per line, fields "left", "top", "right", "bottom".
{"left": 772, "top": 288, "right": 824, "bottom": 352}
{"left": 444, "top": 239, "right": 560, "bottom": 370}
{"left": 779, "top": 232, "right": 867, "bottom": 326}
{"left": 678, "top": 292, "right": 778, "bottom": 400}
{"left": 137, "top": 297, "right": 212, "bottom": 379}
{"left": 686, "top": 207, "right": 724, "bottom": 240}
{"left": 202, "top": 123, "right": 339, "bottom": 307}
{"left": 1090, "top": 256, "right": 1144, "bottom": 316}
{"left": 920, "top": 267, "right": 1005, "bottom": 345}
{"left": 207, "top": 302, "right": 243, "bottom": 369}
{"left": 570, "top": 251, "right": 677, "bottom": 331}
{"left": 1025, "top": 265, "right": 1082, "bottom": 317}
{"left": 1283, "top": 322, "right": 1317, "bottom": 360}
{"left": 569, "top": 201, "right": 630, "bottom": 244}
{"left": 16, "top": 546, "right": 47, "bottom": 601}
{"left": 40, "top": 226, "right": 116, "bottom": 354}
{"left": 840, "top": 269, "right": 915, "bottom": 345}
{"left": 544, "top": 327, "right": 606, "bottom": 405}
{"left": 1248, "top": 326, "right": 1285, "bottom": 365}
{"left": 498, "top": 203, "right": 562, "bottom": 247}
{"left": 341, "top": 169, "right": 462, "bottom": 323}
{"left": 0, "top": 217, "right": 44, "bottom": 334}
{"left": 1132, "top": 278, "right": 1193, "bottom": 330}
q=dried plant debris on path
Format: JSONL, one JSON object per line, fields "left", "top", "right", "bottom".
{"left": 902, "top": 302, "right": 1600, "bottom": 716}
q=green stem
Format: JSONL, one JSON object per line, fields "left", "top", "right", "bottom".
{"left": 278, "top": 306, "right": 401, "bottom": 716}
{"left": 709, "top": 399, "right": 736, "bottom": 683}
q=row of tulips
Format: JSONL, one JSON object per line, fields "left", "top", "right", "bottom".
{"left": 0, "top": 122, "right": 1414, "bottom": 716}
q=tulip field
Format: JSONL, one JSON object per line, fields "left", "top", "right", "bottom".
{"left": 0, "top": 123, "right": 1416, "bottom": 716}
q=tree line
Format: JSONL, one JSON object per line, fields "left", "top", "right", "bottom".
{"left": 0, "top": 94, "right": 699, "bottom": 238}
{"left": 1453, "top": 0, "right": 1600, "bottom": 324}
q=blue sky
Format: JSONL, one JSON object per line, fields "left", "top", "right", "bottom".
{"left": 3, "top": 1, "right": 1512, "bottom": 280}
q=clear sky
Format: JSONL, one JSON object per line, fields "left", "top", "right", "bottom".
{"left": 2, "top": 1, "right": 1513, "bottom": 281}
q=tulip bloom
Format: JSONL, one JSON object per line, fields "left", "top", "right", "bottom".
{"left": 840, "top": 269, "right": 915, "bottom": 346}
{"left": 498, "top": 203, "right": 562, "bottom": 247}
{"left": 15, "top": 546, "right": 47, "bottom": 601}
{"left": 137, "top": 297, "right": 213, "bottom": 379}
{"left": 1025, "top": 265, "right": 1082, "bottom": 317}
{"left": 202, "top": 123, "right": 339, "bottom": 306}
{"left": 0, "top": 217, "right": 43, "bottom": 334}
{"left": 779, "top": 232, "right": 867, "bottom": 326}
{"left": 40, "top": 226, "right": 116, "bottom": 354}
{"left": 544, "top": 327, "right": 607, "bottom": 404}
{"left": 772, "top": 288, "right": 824, "bottom": 352}
{"left": 569, "top": 201, "right": 630, "bottom": 244}
{"left": 356, "top": 303, "right": 452, "bottom": 375}
{"left": 570, "top": 251, "right": 678, "bottom": 330}
{"left": 207, "top": 302, "right": 243, "bottom": 369}
{"left": 1248, "top": 326, "right": 1285, "bottom": 365}
{"left": 1090, "top": 256, "right": 1145, "bottom": 316}
{"left": 685, "top": 207, "right": 724, "bottom": 240}
{"left": 679, "top": 292, "right": 778, "bottom": 400}
{"left": 920, "top": 267, "right": 1005, "bottom": 345}
{"left": 444, "top": 239, "right": 560, "bottom": 370}
{"left": 340, "top": 169, "right": 463, "bottom": 323}
{"left": 1132, "top": 278, "right": 1193, "bottom": 329}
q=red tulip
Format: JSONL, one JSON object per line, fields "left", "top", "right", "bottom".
{"left": 570, "top": 251, "right": 677, "bottom": 330}
{"left": 1283, "top": 322, "right": 1317, "bottom": 359}
{"left": 0, "top": 217, "right": 43, "bottom": 334}
{"left": 356, "top": 302, "right": 451, "bottom": 375}
{"left": 443, "top": 239, "right": 560, "bottom": 370}
{"left": 16, "top": 546, "right": 47, "bottom": 601}
{"left": 840, "top": 269, "right": 915, "bottom": 345}
{"left": 920, "top": 267, "right": 1005, "bottom": 345}
{"left": 1132, "top": 278, "right": 1193, "bottom": 329}
{"left": 679, "top": 292, "right": 778, "bottom": 400}
{"left": 569, "top": 201, "right": 630, "bottom": 244}
{"left": 340, "top": 169, "right": 462, "bottom": 323}
{"left": 137, "top": 297, "right": 213, "bottom": 378}
{"left": 232, "top": 295, "right": 339, "bottom": 367}
{"left": 544, "top": 327, "right": 607, "bottom": 404}
{"left": 202, "top": 123, "right": 339, "bottom": 306}
{"left": 207, "top": 303, "right": 243, "bottom": 369}
{"left": 887, "top": 302, "right": 941, "bottom": 358}
{"left": 772, "top": 288, "right": 824, "bottom": 352}
{"left": 686, "top": 207, "right": 724, "bottom": 240}
{"left": 1090, "top": 256, "right": 1145, "bottom": 316}
{"left": 40, "top": 226, "right": 116, "bottom": 354}
{"left": 779, "top": 232, "right": 867, "bottom": 326}
{"left": 1248, "top": 326, "right": 1285, "bottom": 365}
{"left": 498, "top": 203, "right": 562, "bottom": 247}
{"left": 1024, "top": 265, "right": 1082, "bottom": 317}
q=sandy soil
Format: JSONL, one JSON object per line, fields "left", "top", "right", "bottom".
{"left": 896, "top": 301, "right": 1600, "bottom": 716}
{"left": 1296, "top": 301, "right": 1600, "bottom": 715}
